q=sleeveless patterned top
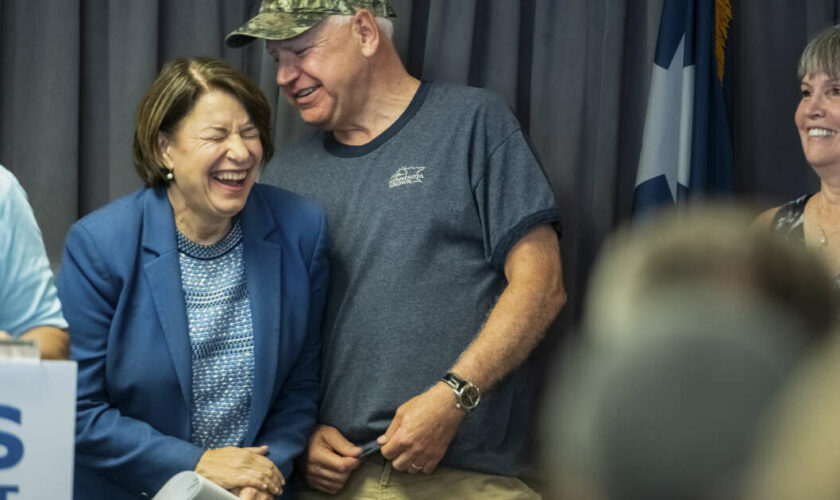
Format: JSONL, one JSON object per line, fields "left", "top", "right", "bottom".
{"left": 771, "top": 193, "right": 840, "bottom": 289}
{"left": 770, "top": 194, "right": 811, "bottom": 244}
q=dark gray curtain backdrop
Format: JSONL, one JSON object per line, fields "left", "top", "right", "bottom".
{"left": 2, "top": 0, "right": 838, "bottom": 336}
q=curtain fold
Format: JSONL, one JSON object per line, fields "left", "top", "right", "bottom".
{"left": 1, "top": 0, "right": 81, "bottom": 264}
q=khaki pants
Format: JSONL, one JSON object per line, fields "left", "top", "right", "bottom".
{"left": 295, "top": 456, "right": 541, "bottom": 500}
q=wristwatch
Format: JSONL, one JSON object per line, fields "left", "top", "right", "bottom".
{"left": 440, "top": 372, "right": 481, "bottom": 412}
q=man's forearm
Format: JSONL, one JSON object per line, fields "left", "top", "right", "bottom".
{"left": 376, "top": 225, "right": 565, "bottom": 471}
{"left": 450, "top": 225, "right": 566, "bottom": 392}
{"left": 21, "top": 326, "right": 69, "bottom": 359}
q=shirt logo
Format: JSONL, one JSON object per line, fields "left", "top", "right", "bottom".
{"left": 388, "top": 166, "right": 426, "bottom": 188}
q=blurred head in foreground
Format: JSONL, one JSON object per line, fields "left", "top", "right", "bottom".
{"left": 545, "top": 291, "right": 806, "bottom": 500}
{"left": 542, "top": 205, "right": 837, "bottom": 499}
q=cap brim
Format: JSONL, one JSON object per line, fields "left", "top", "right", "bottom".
{"left": 225, "top": 11, "right": 327, "bottom": 48}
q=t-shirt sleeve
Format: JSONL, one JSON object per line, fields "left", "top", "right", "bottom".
{"left": 0, "top": 174, "right": 68, "bottom": 337}
{"left": 472, "top": 115, "right": 562, "bottom": 271}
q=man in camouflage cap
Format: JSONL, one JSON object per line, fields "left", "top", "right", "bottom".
{"left": 226, "top": 0, "right": 395, "bottom": 47}
{"left": 226, "top": 2, "right": 565, "bottom": 498}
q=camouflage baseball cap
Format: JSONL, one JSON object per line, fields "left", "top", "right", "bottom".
{"left": 226, "top": 0, "right": 396, "bottom": 48}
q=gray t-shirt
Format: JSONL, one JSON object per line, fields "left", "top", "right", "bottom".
{"left": 263, "top": 81, "right": 561, "bottom": 476}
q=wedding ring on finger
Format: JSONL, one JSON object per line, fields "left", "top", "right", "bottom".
{"left": 408, "top": 463, "right": 423, "bottom": 474}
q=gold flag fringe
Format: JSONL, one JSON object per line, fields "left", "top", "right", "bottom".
{"left": 715, "top": 0, "right": 732, "bottom": 82}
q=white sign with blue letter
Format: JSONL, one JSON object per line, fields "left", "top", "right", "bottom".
{"left": 0, "top": 361, "right": 76, "bottom": 499}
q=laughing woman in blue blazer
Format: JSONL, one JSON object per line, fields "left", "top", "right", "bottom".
{"left": 57, "top": 57, "right": 327, "bottom": 500}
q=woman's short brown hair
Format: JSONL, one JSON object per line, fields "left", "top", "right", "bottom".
{"left": 133, "top": 57, "right": 274, "bottom": 187}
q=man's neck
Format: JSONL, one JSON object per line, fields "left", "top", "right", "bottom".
{"left": 332, "top": 71, "right": 421, "bottom": 146}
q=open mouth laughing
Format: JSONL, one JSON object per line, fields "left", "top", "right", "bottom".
{"left": 296, "top": 87, "right": 317, "bottom": 98}
{"left": 290, "top": 85, "right": 320, "bottom": 105}
{"left": 212, "top": 170, "right": 249, "bottom": 188}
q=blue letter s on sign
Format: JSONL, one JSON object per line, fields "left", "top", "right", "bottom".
{"left": 0, "top": 405, "right": 23, "bottom": 469}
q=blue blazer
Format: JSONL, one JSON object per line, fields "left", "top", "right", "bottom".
{"left": 57, "top": 185, "right": 328, "bottom": 499}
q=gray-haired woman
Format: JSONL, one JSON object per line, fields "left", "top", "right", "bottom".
{"left": 758, "top": 25, "right": 840, "bottom": 285}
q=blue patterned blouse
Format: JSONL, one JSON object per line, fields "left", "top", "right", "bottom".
{"left": 177, "top": 220, "right": 255, "bottom": 449}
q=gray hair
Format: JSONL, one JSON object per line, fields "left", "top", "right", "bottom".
{"left": 328, "top": 14, "right": 394, "bottom": 39}
{"left": 799, "top": 25, "right": 840, "bottom": 80}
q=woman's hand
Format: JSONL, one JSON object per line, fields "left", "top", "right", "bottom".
{"left": 231, "top": 486, "right": 275, "bottom": 500}
{"left": 195, "top": 445, "right": 284, "bottom": 496}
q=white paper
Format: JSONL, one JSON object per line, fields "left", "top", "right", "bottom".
{"left": 154, "top": 471, "right": 238, "bottom": 500}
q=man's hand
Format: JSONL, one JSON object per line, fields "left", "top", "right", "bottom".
{"left": 301, "top": 424, "right": 362, "bottom": 494}
{"left": 378, "top": 382, "right": 466, "bottom": 474}
{"left": 195, "top": 446, "right": 284, "bottom": 496}
{"left": 230, "top": 486, "right": 274, "bottom": 500}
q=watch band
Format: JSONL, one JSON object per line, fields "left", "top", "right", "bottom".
{"left": 440, "top": 372, "right": 463, "bottom": 390}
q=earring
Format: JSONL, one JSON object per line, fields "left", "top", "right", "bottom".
{"left": 166, "top": 170, "right": 174, "bottom": 181}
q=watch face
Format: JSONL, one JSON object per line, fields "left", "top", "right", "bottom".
{"left": 460, "top": 386, "right": 480, "bottom": 409}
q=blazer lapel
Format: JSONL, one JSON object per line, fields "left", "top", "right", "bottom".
{"left": 241, "top": 187, "right": 282, "bottom": 443}
{"left": 141, "top": 188, "right": 193, "bottom": 414}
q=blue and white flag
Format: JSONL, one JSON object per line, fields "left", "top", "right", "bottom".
{"left": 633, "top": 0, "right": 733, "bottom": 216}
